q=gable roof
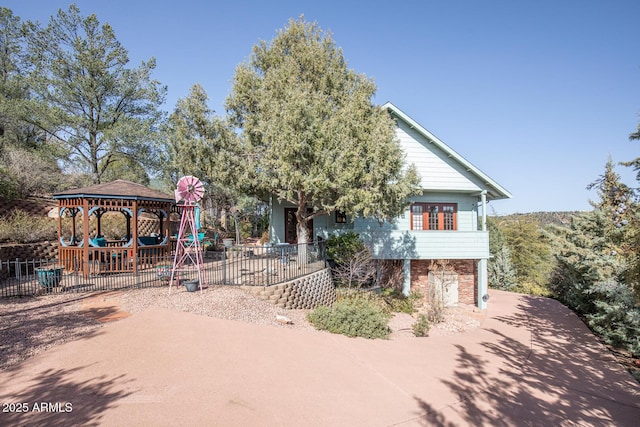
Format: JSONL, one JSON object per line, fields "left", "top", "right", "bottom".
{"left": 53, "top": 180, "right": 174, "bottom": 203}
{"left": 384, "top": 102, "right": 512, "bottom": 201}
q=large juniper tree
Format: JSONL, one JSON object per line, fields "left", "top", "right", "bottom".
{"left": 23, "top": 4, "right": 166, "bottom": 184}
{"left": 226, "top": 17, "right": 420, "bottom": 246}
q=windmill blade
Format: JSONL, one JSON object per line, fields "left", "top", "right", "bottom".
{"left": 176, "top": 175, "right": 205, "bottom": 204}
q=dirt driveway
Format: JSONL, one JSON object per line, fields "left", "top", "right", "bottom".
{"left": 0, "top": 290, "right": 639, "bottom": 426}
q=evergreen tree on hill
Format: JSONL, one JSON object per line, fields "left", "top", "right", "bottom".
{"left": 547, "top": 159, "right": 640, "bottom": 356}
{"left": 23, "top": 4, "right": 166, "bottom": 184}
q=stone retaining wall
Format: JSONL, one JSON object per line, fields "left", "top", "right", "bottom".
{"left": 0, "top": 242, "right": 58, "bottom": 280}
{"left": 0, "top": 241, "right": 58, "bottom": 262}
{"left": 0, "top": 196, "right": 57, "bottom": 217}
{"left": 248, "top": 268, "right": 336, "bottom": 309}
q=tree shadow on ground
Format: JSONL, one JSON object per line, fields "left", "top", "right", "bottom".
{"left": 413, "top": 294, "right": 640, "bottom": 426}
{"left": 0, "top": 299, "right": 108, "bottom": 369}
{"left": 0, "top": 365, "right": 133, "bottom": 426}
{"left": 0, "top": 293, "right": 97, "bottom": 314}
{"left": 412, "top": 397, "right": 459, "bottom": 427}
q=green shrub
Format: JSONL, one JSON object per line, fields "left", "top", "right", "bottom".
{"left": 240, "top": 220, "right": 252, "bottom": 239}
{"left": 335, "top": 288, "right": 390, "bottom": 314}
{"left": 307, "top": 298, "right": 391, "bottom": 339}
{"left": 0, "top": 210, "right": 57, "bottom": 243}
{"left": 585, "top": 282, "right": 640, "bottom": 357}
{"left": 412, "top": 314, "right": 431, "bottom": 337}
{"left": 326, "top": 231, "right": 366, "bottom": 265}
{"left": 512, "top": 281, "right": 553, "bottom": 297}
{"left": 381, "top": 288, "right": 422, "bottom": 314}
{"left": 0, "top": 146, "right": 67, "bottom": 198}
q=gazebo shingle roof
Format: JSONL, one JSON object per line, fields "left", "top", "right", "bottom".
{"left": 53, "top": 180, "right": 174, "bottom": 202}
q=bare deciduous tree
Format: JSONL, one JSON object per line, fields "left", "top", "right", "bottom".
{"left": 426, "top": 260, "right": 456, "bottom": 323}
{"left": 333, "top": 246, "right": 376, "bottom": 292}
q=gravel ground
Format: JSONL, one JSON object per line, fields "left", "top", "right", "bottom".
{"left": 0, "top": 286, "right": 482, "bottom": 371}
{"left": 118, "top": 286, "right": 315, "bottom": 331}
{"left": 389, "top": 304, "right": 482, "bottom": 339}
{"left": 0, "top": 294, "right": 104, "bottom": 370}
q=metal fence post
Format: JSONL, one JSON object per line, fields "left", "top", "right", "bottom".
{"left": 222, "top": 246, "right": 227, "bottom": 285}
{"left": 266, "top": 247, "right": 270, "bottom": 287}
{"left": 134, "top": 253, "right": 139, "bottom": 288}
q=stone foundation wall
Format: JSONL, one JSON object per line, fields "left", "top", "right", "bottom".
{"left": 249, "top": 268, "right": 336, "bottom": 309}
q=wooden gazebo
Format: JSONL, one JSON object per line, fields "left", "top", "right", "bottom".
{"left": 53, "top": 180, "right": 175, "bottom": 277}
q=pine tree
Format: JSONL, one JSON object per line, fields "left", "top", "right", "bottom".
{"left": 0, "top": 7, "right": 31, "bottom": 148}
{"left": 548, "top": 160, "right": 640, "bottom": 355}
{"left": 23, "top": 5, "right": 166, "bottom": 184}
{"left": 588, "top": 158, "right": 640, "bottom": 300}
{"left": 163, "top": 84, "right": 247, "bottom": 235}
{"left": 548, "top": 210, "right": 624, "bottom": 312}
{"left": 623, "top": 112, "right": 640, "bottom": 299}
{"left": 0, "top": 7, "right": 67, "bottom": 197}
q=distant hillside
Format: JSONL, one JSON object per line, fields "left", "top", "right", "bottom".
{"left": 492, "top": 211, "right": 586, "bottom": 228}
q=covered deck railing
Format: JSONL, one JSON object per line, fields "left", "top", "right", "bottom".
{"left": 58, "top": 240, "right": 171, "bottom": 275}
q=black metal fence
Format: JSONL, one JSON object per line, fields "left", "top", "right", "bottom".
{"left": 0, "top": 241, "right": 327, "bottom": 298}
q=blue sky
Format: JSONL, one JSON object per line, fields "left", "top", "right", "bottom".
{"left": 5, "top": 0, "right": 640, "bottom": 214}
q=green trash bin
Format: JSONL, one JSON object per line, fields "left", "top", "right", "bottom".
{"left": 35, "top": 267, "right": 63, "bottom": 289}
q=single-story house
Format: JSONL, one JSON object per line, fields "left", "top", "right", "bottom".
{"left": 269, "top": 102, "right": 511, "bottom": 309}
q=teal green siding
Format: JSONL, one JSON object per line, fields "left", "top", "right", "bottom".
{"left": 396, "top": 122, "right": 485, "bottom": 193}
{"left": 269, "top": 199, "right": 287, "bottom": 244}
{"left": 274, "top": 192, "right": 488, "bottom": 260}
{"left": 359, "top": 230, "right": 489, "bottom": 260}
{"left": 269, "top": 198, "right": 353, "bottom": 244}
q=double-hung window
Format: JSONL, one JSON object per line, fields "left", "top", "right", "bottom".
{"left": 410, "top": 203, "right": 457, "bottom": 230}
